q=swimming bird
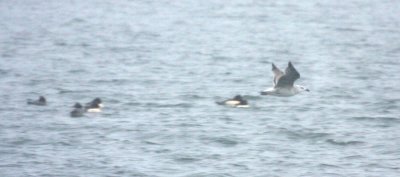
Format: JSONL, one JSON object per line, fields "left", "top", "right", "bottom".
{"left": 27, "top": 96, "right": 47, "bottom": 106}
{"left": 85, "top": 98, "right": 103, "bottom": 112}
{"left": 216, "top": 95, "right": 250, "bottom": 108}
{"left": 70, "top": 103, "right": 85, "bottom": 117}
{"left": 260, "top": 62, "right": 309, "bottom": 97}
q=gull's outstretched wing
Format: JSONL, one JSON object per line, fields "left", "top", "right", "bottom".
{"left": 272, "top": 63, "right": 284, "bottom": 86}
{"left": 275, "top": 62, "right": 300, "bottom": 88}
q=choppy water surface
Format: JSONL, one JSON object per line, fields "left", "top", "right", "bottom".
{"left": 1, "top": 0, "right": 400, "bottom": 176}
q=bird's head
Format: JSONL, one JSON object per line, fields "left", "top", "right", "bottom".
{"left": 295, "top": 85, "right": 310, "bottom": 92}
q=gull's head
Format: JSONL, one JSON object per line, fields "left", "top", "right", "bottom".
{"left": 295, "top": 85, "right": 310, "bottom": 93}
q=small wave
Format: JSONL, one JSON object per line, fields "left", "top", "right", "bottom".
{"left": 11, "top": 138, "right": 33, "bottom": 146}
{"left": 178, "top": 123, "right": 201, "bottom": 127}
{"left": 54, "top": 40, "right": 67, "bottom": 46}
{"left": 62, "top": 18, "right": 86, "bottom": 27}
{"left": 343, "top": 155, "right": 364, "bottom": 159}
{"left": 212, "top": 56, "right": 230, "bottom": 61}
{"left": 351, "top": 116, "right": 400, "bottom": 122}
{"left": 334, "top": 27, "right": 362, "bottom": 32}
{"left": 1, "top": 53, "right": 14, "bottom": 58}
{"left": 184, "top": 172, "right": 234, "bottom": 177}
{"left": 214, "top": 138, "right": 238, "bottom": 147}
{"left": 57, "top": 88, "right": 91, "bottom": 94}
{"left": 362, "top": 163, "right": 400, "bottom": 170}
{"left": 230, "top": 163, "right": 250, "bottom": 170}
{"left": 242, "top": 95, "right": 263, "bottom": 100}
{"left": 124, "top": 102, "right": 141, "bottom": 106}
{"left": 350, "top": 116, "right": 400, "bottom": 127}
{"left": 68, "top": 69, "right": 87, "bottom": 74}
{"left": 179, "top": 94, "right": 206, "bottom": 100}
{"left": 0, "top": 69, "right": 10, "bottom": 75}
{"left": 0, "top": 164, "right": 21, "bottom": 168}
{"left": 144, "top": 102, "right": 193, "bottom": 108}
{"left": 112, "top": 170, "right": 149, "bottom": 177}
{"left": 318, "top": 163, "right": 341, "bottom": 168}
{"left": 91, "top": 79, "right": 131, "bottom": 84}
{"left": 56, "top": 141, "right": 73, "bottom": 146}
{"left": 325, "top": 139, "right": 364, "bottom": 146}
{"left": 280, "top": 128, "right": 331, "bottom": 141}
{"left": 174, "top": 156, "right": 200, "bottom": 163}
{"left": 143, "top": 140, "right": 161, "bottom": 145}
{"left": 202, "top": 136, "right": 240, "bottom": 147}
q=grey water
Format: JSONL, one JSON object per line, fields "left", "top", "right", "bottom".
{"left": 1, "top": 0, "right": 400, "bottom": 176}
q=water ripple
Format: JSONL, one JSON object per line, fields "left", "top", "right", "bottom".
{"left": 325, "top": 139, "right": 365, "bottom": 146}
{"left": 1, "top": 0, "right": 400, "bottom": 176}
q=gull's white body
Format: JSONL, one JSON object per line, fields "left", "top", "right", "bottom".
{"left": 261, "top": 85, "right": 305, "bottom": 97}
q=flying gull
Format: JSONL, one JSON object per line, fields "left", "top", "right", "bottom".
{"left": 260, "top": 61, "right": 309, "bottom": 97}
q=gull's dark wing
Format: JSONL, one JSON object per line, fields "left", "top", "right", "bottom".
{"left": 275, "top": 62, "right": 300, "bottom": 88}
